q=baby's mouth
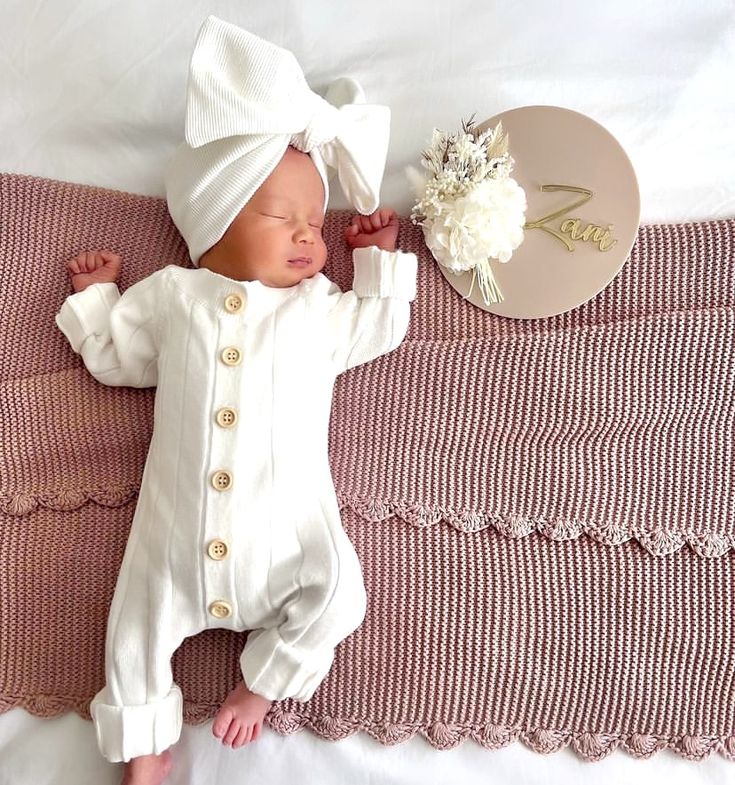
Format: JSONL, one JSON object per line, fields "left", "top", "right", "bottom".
{"left": 287, "top": 257, "right": 312, "bottom": 266}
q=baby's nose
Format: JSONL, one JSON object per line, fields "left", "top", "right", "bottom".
{"left": 294, "top": 223, "right": 315, "bottom": 242}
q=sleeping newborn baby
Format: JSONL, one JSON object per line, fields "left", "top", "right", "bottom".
{"left": 54, "top": 16, "right": 417, "bottom": 785}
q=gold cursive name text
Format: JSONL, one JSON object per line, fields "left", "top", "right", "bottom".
{"left": 524, "top": 184, "right": 617, "bottom": 252}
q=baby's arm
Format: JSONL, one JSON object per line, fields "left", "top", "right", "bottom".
{"left": 326, "top": 208, "right": 417, "bottom": 374}
{"left": 55, "top": 251, "right": 166, "bottom": 388}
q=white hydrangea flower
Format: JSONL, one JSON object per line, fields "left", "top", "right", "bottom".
{"left": 421, "top": 178, "right": 527, "bottom": 273}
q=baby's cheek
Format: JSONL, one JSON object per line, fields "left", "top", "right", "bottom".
{"left": 317, "top": 238, "right": 328, "bottom": 263}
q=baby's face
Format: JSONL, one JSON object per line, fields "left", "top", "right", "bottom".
{"left": 200, "top": 146, "right": 327, "bottom": 287}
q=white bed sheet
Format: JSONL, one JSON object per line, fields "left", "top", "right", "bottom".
{"left": 2, "top": 708, "right": 734, "bottom": 785}
{"left": 1, "top": 0, "right": 734, "bottom": 782}
{"left": 2, "top": 0, "right": 734, "bottom": 221}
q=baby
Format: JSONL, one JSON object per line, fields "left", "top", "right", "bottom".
{"left": 54, "top": 17, "right": 417, "bottom": 785}
{"left": 57, "top": 142, "right": 415, "bottom": 783}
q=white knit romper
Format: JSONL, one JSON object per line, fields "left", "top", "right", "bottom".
{"left": 55, "top": 246, "right": 418, "bottom": 762}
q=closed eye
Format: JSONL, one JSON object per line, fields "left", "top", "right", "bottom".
{"left": 261, "top": 212, "right": 322, "bottom": 230}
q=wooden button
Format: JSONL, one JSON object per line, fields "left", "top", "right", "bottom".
{"left": 224, "top": 294, "right": 243, "bottom": 313}
{"left": 210, "top": 470, "right": 233, "bottom": 491}
{"left": 215, "top": 407, "right": 238, "bottom": 428}
{"left": 220, "top": 346, "right": 242, "bottom": 366}
{"left": 207, "top": 539, "right": 229, "bottom": 560}
{"left": 209, "top": 600, "right": 232, "bottom": 619}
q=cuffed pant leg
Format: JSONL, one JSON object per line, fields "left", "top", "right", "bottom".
{"left": 90, "top": 684, "right": 183, "bottom": 763}
{"left": 240, "top": 550, "right": 368, "bottom": 703}
{"left": 240, "top": 628, "right": 336, "bottom": 703}
{"left": 91, "top": 530, "right": 187, "bottom": 762}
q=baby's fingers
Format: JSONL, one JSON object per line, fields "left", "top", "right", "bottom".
{"left": 67, "top": 251, "right": 95, "bottom": 274}
{"left": 367, "top": 212, "right": 383, "bottom": 231}
{"left": 66, "top": 253, "right": 84, "bottom": 273}
{"left": 351, "top": 214, "right": 372, "bottom": 233}
{"left": 82, "top": 251, "right": 96, "bottom": 272}
{"left": 381, "top": 208, "right": 399, "bottom": 227}
{"left": 99, "top": 251, "right": 122, "bottom": 272}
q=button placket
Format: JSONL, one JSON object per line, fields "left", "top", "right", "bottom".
{"left": 205, "top": 290, "right": 246, "bottom": 625}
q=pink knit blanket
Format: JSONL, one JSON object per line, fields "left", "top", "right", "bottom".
{"left": 1, "top": 173, "right": 733, "bottom": 762}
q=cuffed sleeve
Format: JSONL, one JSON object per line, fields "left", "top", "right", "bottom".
{"left": 55, "top": 268, "right": 169, "bottom": 388}
{"left": 351, "top": 245, "right": 417, "bottom": 299}
{"left": 326, "top": 246, "right": 418, "bottom": 374}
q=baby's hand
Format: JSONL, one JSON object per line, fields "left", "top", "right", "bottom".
{"left": 344, "top": 208, "right": 399, "bottom": 252}
{"left": 65, "top": 251, "right": 122, "bottom": 293}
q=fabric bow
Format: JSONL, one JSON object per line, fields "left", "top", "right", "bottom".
{"left": 184, "top": 15, "right": 390, "bottom": 214}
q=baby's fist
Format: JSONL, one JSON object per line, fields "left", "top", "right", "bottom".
{"left": 344, "top": 208, "right": 399, "bottom": 252}
{"left": 65, "top": 251, "right": 122, "bottom": 293}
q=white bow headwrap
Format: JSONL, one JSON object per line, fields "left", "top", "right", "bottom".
{"left": 165, "top": 15, "right": 390, "bottom": 265}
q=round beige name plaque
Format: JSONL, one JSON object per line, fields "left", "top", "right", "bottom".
{"left": 438, "top": 105, "right": 640, "bottom": 319}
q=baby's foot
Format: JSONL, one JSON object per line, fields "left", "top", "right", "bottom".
{"left": 212, "top": 681, "right": 272, "bottom": 748}
{"left": 121, "top": 750, "right": 173, "bottom": 785}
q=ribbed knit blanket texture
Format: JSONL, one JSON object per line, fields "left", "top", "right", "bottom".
{"left": 1, "top": 173, "right": 733, "bottom": 761}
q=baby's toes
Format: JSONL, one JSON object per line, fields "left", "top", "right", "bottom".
{"left": 232, "top": 724, "right": 251, "bottom": 748}
{"left": 212, "top": 709, "right": 233, "bottom": 738}
{"left": 223, "top": 717, "right": 242, "bottom": 746}
{"left": 161, "top": 750, "right": 174, "bottom": 778}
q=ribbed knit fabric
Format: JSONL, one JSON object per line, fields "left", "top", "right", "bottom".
{"left": 1, "top": 173, "right": 734, "bottom": 761}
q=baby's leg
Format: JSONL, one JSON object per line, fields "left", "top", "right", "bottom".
{"left": 212, "top": 681, "right": 272, "bottom": 747}
{"left": 233, "top": 522, "right": 368, "bottom": 708}
{"left": 121, "top": 750, "right": 173, "bottom": 785}
{"left": 91, "top": 530, "right": 188, "bottom": 774}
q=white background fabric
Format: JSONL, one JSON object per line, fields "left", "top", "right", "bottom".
{"left": 2, "top": 0, "right": 734, "bottom": 222}
{"left": 1, "top": 0, "right": 734, "bottom": 782}
{"left": 1, "top": 706, "right": 734, "bottom": 785}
